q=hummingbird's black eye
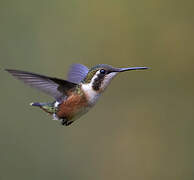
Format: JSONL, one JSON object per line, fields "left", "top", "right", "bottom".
{"left": 100, "top": 69, "right": 106, "bottom": 74}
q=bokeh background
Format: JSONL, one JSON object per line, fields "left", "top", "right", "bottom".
{"left": 1, "top": 0, "right": 194, "bottom": 179}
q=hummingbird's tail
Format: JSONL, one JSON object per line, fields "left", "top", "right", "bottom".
{"left": 30, "top": 102, "right": 43, "bottom": 107}
{"left": 30, "top": 102, "right": 57, "bottom": 115}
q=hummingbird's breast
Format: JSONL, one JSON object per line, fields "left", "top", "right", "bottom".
{"left": 56, "top": 90, "right": 90, "bottom": 121}
{"left": 56, "top": 83, "right": 101, "bottom": 122}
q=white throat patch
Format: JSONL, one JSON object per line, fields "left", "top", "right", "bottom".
{"left": 81, "top": 83, "right": 100, "bottom": 105}
{"left": 81, "top": 71, "right": 118, "bottom": 105}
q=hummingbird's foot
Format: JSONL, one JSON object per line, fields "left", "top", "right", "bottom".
{"left": 61, "top": 118, "right": 74, "bottom": 126}
{"left": 65, "top": 121, "right": 74, "bottom": 126}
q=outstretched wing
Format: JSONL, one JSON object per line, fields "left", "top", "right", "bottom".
{"left": 6, "top": 69, "right": 77, "bottom": 100}
{"left": 67, "top": 63, "right": 89, "bottom": 84}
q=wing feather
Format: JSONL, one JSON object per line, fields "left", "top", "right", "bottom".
{"left": 67, "top": 64, "right": 89, "bottom": 84}
{"left": 6, "top": 69, "right": 77, "bottom": 100}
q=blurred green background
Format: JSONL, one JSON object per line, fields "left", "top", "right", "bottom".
{"left": 1, "top": 0, "right": 194, "bottom": 179}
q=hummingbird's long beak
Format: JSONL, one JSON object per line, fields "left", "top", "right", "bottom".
{"left": 114, "top": 67, "right": 149, "bottom": 72}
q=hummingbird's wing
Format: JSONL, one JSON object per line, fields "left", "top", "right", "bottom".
{"left": 6, "top": 69, "right": 77, "bottom": 100}
{"left": 67, "top": 63, "right": 89, "bottom": 84}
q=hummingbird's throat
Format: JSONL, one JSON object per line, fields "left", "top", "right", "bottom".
{"left": 93, "top": 71, "right": 118, "bottom": 92}
{"left": 81, "top": 71, "right": 118, "bottom": 105}
{"left": 90, "top": 70, "right": 118, "bottom": 91}
{"left": 81, "top": 83, "right": 100, "bottom": 106}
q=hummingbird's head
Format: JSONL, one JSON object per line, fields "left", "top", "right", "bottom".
{"left": 82, "top": 64, "right": 148, "bottom": 92}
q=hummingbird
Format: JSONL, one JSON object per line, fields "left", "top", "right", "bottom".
{"left": 6, "top": 64, "right": 148, "bottom": 126}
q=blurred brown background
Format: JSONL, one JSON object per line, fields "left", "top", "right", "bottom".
{"left": 1, "top": 0, "right": 194, "bottom": 179}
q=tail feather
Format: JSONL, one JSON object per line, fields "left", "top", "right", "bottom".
{"left": 30, "top": 102, "right": 57, "bottom": 114}
{"left": 30, "top": 102, "right": 43, "bottom": 107}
